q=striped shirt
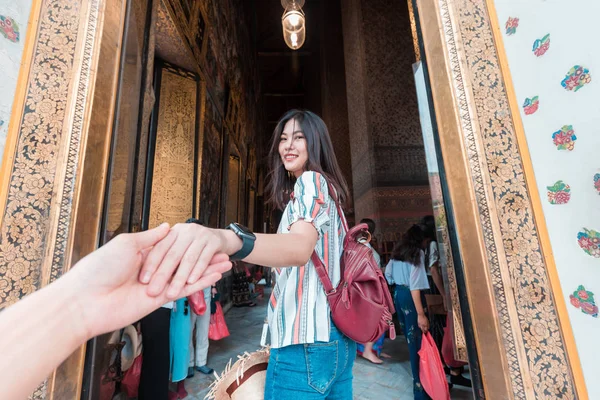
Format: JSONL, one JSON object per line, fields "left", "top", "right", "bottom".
{"left": 267, "top": 171, "right": 345, "bottom": 349}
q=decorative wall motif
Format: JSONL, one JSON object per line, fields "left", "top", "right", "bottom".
{"left": 532, "top": 34, "right": 550, "bottom": 57}
{"left": 0, "top": 1, "right": 33, "bottom": 167}
{"left": 577, "top": 228, "right": 600, "bottom": 258}
{"left": 547, "top": 180, "right": 571, "bottom": 205}
{"left": 0, "top": 15, "right": 19, "bottom": 42}
{"left": 522, "top": 96, "right": 539, "bottom": 115}
{"left": 569, "top": 285, "right": 598, "bottom": 318}
{"left": 552, "top": 125, "right": 576, "bottom": 151}
{"left": 441, "top": 0, "right": 579, "bottom": 397}
{"left": 561, "top": 65, "right": 592, "bottom": 92}
{"left": 148, "top": 67, "right": 197, "bottom": 229}
{"left": 505, "top": 16, "right": 518, "bottom": 35}
{"left": 594, "top": 173, "right": 600, "bottom": 194}
{"left": 494, "top": 0, "right": 600, "bottom": 396}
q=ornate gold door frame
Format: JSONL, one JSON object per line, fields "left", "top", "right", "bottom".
{"left": 415, "top": 0, "right": 585, "bottom": 398}
{"left": 0, "top": 0, "right": 129, "bottom": 397}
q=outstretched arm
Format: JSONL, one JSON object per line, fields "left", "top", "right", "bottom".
{"left": 141, "top": 220, "right": 318, "bottom": 298}
{"left": 0, "top": 224, "right": 231, "bottom": 399}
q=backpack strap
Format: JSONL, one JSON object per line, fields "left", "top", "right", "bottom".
{"left": 326, "top": 182, "right": 348, "bottom": 232}
{"left": 311, "top": 251, "right": 336, "bottom": 295}
{"left": 311, "top": 181, "right": 346, "bottom": 295}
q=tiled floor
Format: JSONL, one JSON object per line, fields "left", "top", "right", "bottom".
{"left": 183, "top": 291, "right": 473, "bottom": 400}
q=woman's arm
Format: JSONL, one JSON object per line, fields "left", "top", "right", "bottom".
{"left": 142, "top": 220, "right": 319, "bottom": 298}
{"left": 220, "top": 221, "right": 318, "bottom": 268}
{"left": 411, "top": 289, "right": 429, "bottom": 333}
{"left": 384, "top": 260, "right": 394, "bottom": 285}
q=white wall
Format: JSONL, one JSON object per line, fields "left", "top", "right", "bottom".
{"left": 492, "top": 0, "right": 600, "bottom": 397}
{"left": 0, "top": 1, "right": 34, "bottom": 166}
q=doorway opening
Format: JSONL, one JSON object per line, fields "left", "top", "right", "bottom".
{"left": 83, "top": 0, "right": 482, "bottom": 398}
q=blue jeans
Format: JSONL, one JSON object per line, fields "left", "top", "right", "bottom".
{"left": 395, "top": 285, "right": 431, "bottom": 400}
{"left": 264, "top": 321, "right": 356, "bottom": 399}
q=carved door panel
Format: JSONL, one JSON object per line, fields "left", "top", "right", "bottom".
{"left": 145, "top": 61, "right": 200, "bottom": 229}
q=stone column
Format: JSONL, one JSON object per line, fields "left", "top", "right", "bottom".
{"left": 341, "top": 0, "right": 431, "bottom": 240}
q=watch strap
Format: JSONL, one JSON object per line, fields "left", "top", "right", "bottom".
{"left": 227, "top": 223, "right": 255, "bottom": 261}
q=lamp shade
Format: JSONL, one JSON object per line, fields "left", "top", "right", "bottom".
{"left": 282, "top": 8, "right": 305, "bottom": 50}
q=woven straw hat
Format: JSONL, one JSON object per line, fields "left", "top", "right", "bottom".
{"left": 205, "top": 347, "right": 270, "bottom": 400}
{"left": 120, "top": 324, "right": 142, "bottom": 371}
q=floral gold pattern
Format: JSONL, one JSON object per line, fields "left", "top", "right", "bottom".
{"left": 0, "top": 0, "right": 81, "bottom": 308}
{"left": 444, "top": 0, "right": 577, "bottom": 397}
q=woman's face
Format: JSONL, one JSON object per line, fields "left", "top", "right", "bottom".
{"left": 279, "top": 118, "right": 308, "bottom": 178}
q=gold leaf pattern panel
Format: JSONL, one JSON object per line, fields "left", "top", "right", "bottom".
{"left": 149, "top": 68, "right": 197, "bottom": 229}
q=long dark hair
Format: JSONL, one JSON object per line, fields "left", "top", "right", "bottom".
{"left": 421, "top": 215, "right": 436, "bottom": 242}
{"left": 266, "top": 109, "right": 349, "bottom": 210}
{"left": 391, "top": 225, "right": 424, "bottom": 266}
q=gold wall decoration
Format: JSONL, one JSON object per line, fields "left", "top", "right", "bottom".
{"left": 149, "top": 65, "right": 198, "bottom": 228}
{"left": 418, "top": 0, "right": 579, "bottom": 397}
{"left": 0, "top": 0, "right": 83, "bottom": 308}
{"left": 226, "top": 154, "right": 240, "bottom": 226}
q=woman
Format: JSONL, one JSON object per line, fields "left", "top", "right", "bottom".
{"left": 139, "top": 110, "right": 355, "bottom": 399}
{"left": 385, "top": 225, "right": 431, "bottom": 400}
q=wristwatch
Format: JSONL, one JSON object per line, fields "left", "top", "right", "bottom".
{"left": 226, "top": 222, "right": 256, "bottom": 261}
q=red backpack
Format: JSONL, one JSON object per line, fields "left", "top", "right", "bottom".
{"left": 311, "top": 184, "right": 396, "bottom": 343}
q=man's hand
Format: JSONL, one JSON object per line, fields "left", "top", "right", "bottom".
{"left": 67, "top": 224, "right": 232, "bottom": 338}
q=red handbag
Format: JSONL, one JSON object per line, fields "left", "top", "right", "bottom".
{"left": 419, "top": 332, "right": 451, "bottom": 400}
{"left": 311, "top": 184, "right": 396, "bottom": 343}
{"left": 208, "top": 301, "right": 230, "bottom": 340}
{"left": 187, "top": 291, "right": 207, "bottom": 315}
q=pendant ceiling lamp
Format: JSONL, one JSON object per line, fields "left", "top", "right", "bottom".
{"left": 281, "top": 0, "right": 306, "bottom": 50}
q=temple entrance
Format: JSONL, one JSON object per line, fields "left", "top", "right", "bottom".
{"left": 78, "top": 1, "right": 482, "bottom": 399}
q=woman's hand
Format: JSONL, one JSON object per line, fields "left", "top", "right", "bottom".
{"left": 68, "top": 224, "right": 232, "bottom": 339}
{"left": 417, "top": 313, "right": 429, "bottom": 333}
{"left": 140, "top": 223, "right": 242, "bottom": 299}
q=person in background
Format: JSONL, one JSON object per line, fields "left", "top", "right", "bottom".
{"left": 421, "top": 215, "right": 471, "bottom": 387}
{"left": 187, "top": 286, "right": 216, "bottom": 377}
{"left": 385, "top": 225, "right": 431, "bottom": 400}
{"left": 356, "top": 218, "right": 390, "bottom": 364}
{"left": 186, "top": 219, "right": 217, "bottom": 378}
{"left": 0, "top": 224, "right": 231, "bottom": 400}
{"left": 169, "top": 298, "right": 191, "bottom": 400}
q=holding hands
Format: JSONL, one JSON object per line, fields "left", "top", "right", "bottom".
{"left": 0, "top": 222, "right": 234, "bottom": 400}
{"left": 68, "top": 223, "right": 234, "bottom": 339}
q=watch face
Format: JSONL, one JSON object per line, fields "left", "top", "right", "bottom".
{"left": 232, "top": 223, "right": 255, "bottom": 239}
